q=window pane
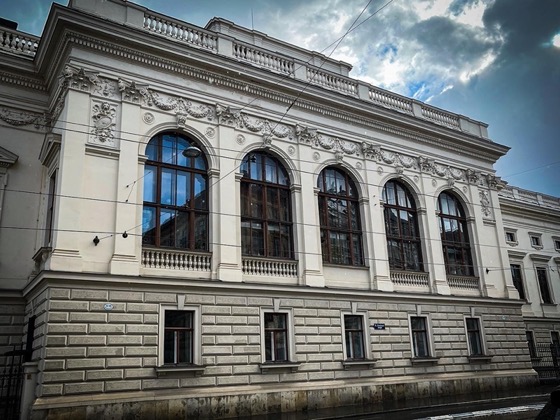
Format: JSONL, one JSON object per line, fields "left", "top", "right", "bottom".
{"left": 164, "top": 330, "right": 176, "bottom": 364}
{"left": 275, "top": 331, "right": 288, "bottom": 361}
{"left": 250, "top": 154, "right": 263, "bottom": 180}
{"left": 194, "top": 213, "right": 208, "bottom": 250}
{"left": 166, "top": 311, "right": 193, "bottom": 328}
{"left": 251, "top": 222, "right": 264, "bottom": 256}
{"left": 161, "top": 168, "right": 176, "bottom": 206}
{"left": 160, "top": 209, "right": 176, "bottom": 247}
{"left": 176, "top": 137, "right": 189, "bottom": 167}
{"left": 175, "top": 211, "right": 189, "bottom": 248}
{"left": 241, "top": 220, "right": 252, "bottom": 255}
{"left": 267, "top": 223, "right": 280, "bottom": 257}
{"left": 279, "top": 189, "right": 290, "bottom": 222}
{"left": 510, "top": 264, "right": 525, "bottom": 300}
{"left": 352, "top": 235, "right": 363, "bottom": 266}
{"left": 142, "top": 207, "right": 156, "bottom": 245}
{"left": 143, "top": 165, "right": 156, "bottom": 203}
{"left": 265, "top": 157, "right": 277, "bottom": 183}
{"left": 350, "top": 201, "right": 359, "bottom": 230}
{"left": 193, "top": 174, "right": 207, "bottom": 209}
{"left": 162, "top": 134, "right": 175, "bottom": 165}
{"left": 278, "top": 166, "right": 289, "bottom": 186}
{"left": 146, "top": 139, "right": 158, "bottom": 161}
{"left": 267, "top": 188, "right": 279, "bottom": 220}
{"left": 250, "top": 184, "right": 263, "bottom": 218}
{"left": 176, "top": 171, "right": 190, "bottom": 207}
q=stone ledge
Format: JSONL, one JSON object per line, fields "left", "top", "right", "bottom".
{"left": 155, "top": 364, "right": 205, "bottom": 377}
{"left": 410, "top": 357, "right": 439, "bottom": 365}
{"left": 259, "top": 362, "right": 300, "bottom": 373}
{"left": 342, "top": 359, "right": 377, "bottom": 370}
{"left": 468, "top": 355, "right": 494, "bottom": 363}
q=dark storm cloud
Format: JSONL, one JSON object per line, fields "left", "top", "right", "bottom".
{"left": 409, "top": 16, "right": 500, "bottom": 67}
{"left": 434, "top": 0, "right": 560, "bottom": 195}
{"left": 483, "top": 0, "right": 560, "bottom": 57}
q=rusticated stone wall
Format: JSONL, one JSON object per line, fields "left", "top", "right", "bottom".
{"left": 27, "top": 283, "right": 537, "bottom": 418}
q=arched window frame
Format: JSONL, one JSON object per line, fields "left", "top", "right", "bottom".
{"left": 240, "top": 151, "right": 294, "bottom": 259}
{"left": 142, "top": 131, "right": 209, "bottom": 251}
{"left": 382, "top": 180, "right": 424, "bottom": 272}
{"left": 317, "top": 167, "right": 364, "bottom": 266}
{"left": 437, "top": 191, "right": 474, "bottom": 276}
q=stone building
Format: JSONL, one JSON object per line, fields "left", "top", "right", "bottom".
{"left": 0, "top": 0, "right": 558, "bottom": 418}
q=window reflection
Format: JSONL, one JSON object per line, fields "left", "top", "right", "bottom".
{"left": 240, "top": 152, "right": 293, "bottom": 259}
{"left": 142, "top": 132, "right": 208, "bottom": 251}
{"left": 437, "top": 191, "right": 473, "bottom": 276}
{"left": 318, "top": 167, "right": 363, "bottom": 266}
{"left": 382, "top": 180, "right": 423, "bottom": 272}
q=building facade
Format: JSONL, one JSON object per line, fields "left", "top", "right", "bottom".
{"left": 0, "top": 0, "right": 558, "bottom": 418}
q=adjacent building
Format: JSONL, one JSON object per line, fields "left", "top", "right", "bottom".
{"left": 0, "top": 0, "right": 558, "bottom": 418}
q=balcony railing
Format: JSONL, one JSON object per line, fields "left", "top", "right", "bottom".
{"left": 143, "top": 13, "right": 218, "bottom": 51}
{"left": 390, "top": 270, "right": 429, "bottom": 287}
{"left": 242, "top": 257, "right": 297, "bottom": 277}
{"left": 0, "top": 28, "right": 39, "bottom": 57}
{"left": 142, "top": 248, "right": 211, "bottom": 271}
{"left": 233, "top": 42, "right": 294, "bottom": 75}
{"left": 447, "top": 275, "right": 479, "bottom": 289}
{"left": 307, "top": 68, "right": 358, "bottom": 96}
{"left": 369, "top": 87, "right": 414, "bottom": 115}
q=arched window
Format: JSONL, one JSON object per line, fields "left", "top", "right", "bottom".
{"left": 437, "top": 191, "right": 473, "bottom": 276}
{"left": 382, "top": 180, "right": 423, "bottom": 271}
{"left": 142, "top": 132, "right": 208, "bottom": 251}
{"left": 240, "top": 152, "right": 293, "bottom": 259}
{"left": 317, "top": 167, "right": 363, "bottom": 266}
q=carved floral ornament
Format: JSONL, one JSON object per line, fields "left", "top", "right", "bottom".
{"left": 90, "top": 102, "right": 117, "bottom": 145}
{"left": 0, "top": 107, "right": 48, "bottom": 129}
{"left": 54, "top": 68, "right": 508, "bottom": 189}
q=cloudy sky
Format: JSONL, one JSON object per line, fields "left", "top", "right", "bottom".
{"left": 3, "top": 0, "right": 560, "bottom": 196}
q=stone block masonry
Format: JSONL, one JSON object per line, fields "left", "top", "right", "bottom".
{"left": 29, "top": 283, "right": 537, "bottom": 418}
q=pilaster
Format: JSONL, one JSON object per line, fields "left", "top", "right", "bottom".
{"left": 47, "top": 90, "right": 86, "bottom": 272}
{"left": 109, "top": 101, "right": 141, "bottom": 275}
{"left": 213, "top": 125, "right": 242, "bottom": 282}
{"left": 297, "top": 168, "right": 324, "bottom": 287}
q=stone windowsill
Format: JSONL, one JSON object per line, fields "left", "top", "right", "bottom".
{"left": 410, "top": 357, "right": 439, "bottom": 365}
{"left": 259, "top": 362, "right": 300, "bottom": 373}
{"left": 506, "top": 241, "right": 518, "bottom": 247}
{"left": 323, "top": 263, "right": 370, "bottom": 270}
{"left": 468, "top": 355, "right": 493, "bottom": 363}
{"left": 155, "top": 364, "right": 205, "bottom": 377}
{"left": 342, "top": 359, "right": 377, "bottom": 370}
{"left": 531, "top": 245, "right": 543, "bottom": 250}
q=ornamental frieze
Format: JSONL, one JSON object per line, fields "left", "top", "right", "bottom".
{"left": 118, "top": 79, "right": 149, "bottom": 104}
{"left": 295, "top": 124, "right": 318, "bottom": 144}
{"left": 479, "top": 190, "right": 492, "bottom": 217}
{"left": 240, "top": 114, "right": 293, "bottom": 139}
{"left": 216, "top": 104, "right": 242, "bottom": 127}
{"left": 90, "top": 101, "right": 117, "bottom": 146}
{"left": 0, "top": 107, "right": 48, "bottom": 129}
{"left": 61, "top": 65, "right": 100, "bottom": 92}
{"left": 92, "top": 78, "right": 118, "bottom": 99}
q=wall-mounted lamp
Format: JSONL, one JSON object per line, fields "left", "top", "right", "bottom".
{"left": 93, "top": 236, "right": 100, "bottom": 246}
{"left": 182, "top": 146, "right": 202, "bottom": 158}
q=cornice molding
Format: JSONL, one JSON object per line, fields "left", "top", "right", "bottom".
{"left": 0, "top": 71, "right": 46, "bottom": 92}
{"left": 64, "top": 32, "right": 504, "bottom": 162}
{"left": 0, "top": 145, "right": 19, "bottom": 169}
